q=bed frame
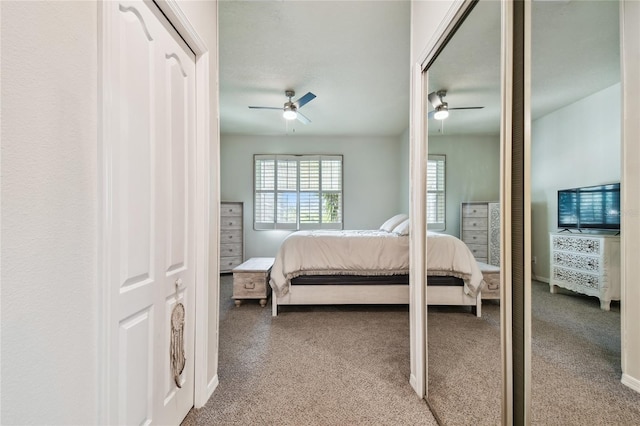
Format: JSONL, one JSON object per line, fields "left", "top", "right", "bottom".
{"left": 271, "top": 275, "right": 481, "bottom": 317}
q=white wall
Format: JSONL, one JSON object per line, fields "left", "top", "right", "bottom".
{"left": 221, "top": 134, "right": 405, "bottom": 258}
{"left": 1, "top": 2, "right": 99, "bottom": 423}
{"left": 411, "top": 0, "right": 457, "bottom": 65}
{"left": 429, "top": 134, "right": 501, "bottom": 236}
{"left": 531, "top": 83, "right": 621, "bottom": 281}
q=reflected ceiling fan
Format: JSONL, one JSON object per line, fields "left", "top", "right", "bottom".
{"left": 427, "top": 90, "right": 484, "bottom": 120}
{"left": 249, "top": 90, "right": 317, "bottom": 124}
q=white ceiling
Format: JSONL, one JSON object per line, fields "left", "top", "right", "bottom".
{"left": 219, "top": 0, "right": 410, "bottom": 137}
{"left": 428, "top": 0, "right": 620, "bottom": 136}
{"left": 219, "top": 0, "right": 620, "bottom": 138}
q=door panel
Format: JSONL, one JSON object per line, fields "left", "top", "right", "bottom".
{"left": 157, "top": 12, "right": 196, "bottom": 422}
{"left": 119, "top": 308, "right": 154, "bottom": 426}
{"left": 106, "top": 1, "right": 196, "bottom": 424}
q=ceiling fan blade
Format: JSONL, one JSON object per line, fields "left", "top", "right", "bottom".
{"left": 296, "top": 110, "right": 311, "bottom": 124}
{"left": 248, "top": 106, "right": 282, "bottom": 110}
{"left": 294, "top": 92, "right": 316, "bottom": 109}
{"left": 448, "top": 106, "right": 485, "bottom": 110}
{"left": 428, "top": 91, "right": 443, "bottom": 108}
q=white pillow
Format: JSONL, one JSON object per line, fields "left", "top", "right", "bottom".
{"left": 379, "top": 214, "right": 408, "bottom": 232}
{"left": 392, "top": 218, "right": 410, "bottom": 235}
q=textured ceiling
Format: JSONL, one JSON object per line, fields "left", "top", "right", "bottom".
{"left": 428, "top": 0, "right": 620, "bottom": 136}
{"left": 219, "top": 0, "right": 410, "bottom": 137}
{"left": 219, "top": 0, "right": 620, "bottom": 138}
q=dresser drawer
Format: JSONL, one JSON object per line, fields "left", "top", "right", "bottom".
{"left": 552, "top": 266, "right": 600, "bottom": 291}
{"left": 221, "top": 230, "right": 242, "bottom": 244}
{"left": 551, "top": 235, "right": 602, "bottom": 255}
{"left": 221, "top": 202, "right": 243, "bottom": 216}
{"left": 552, "top": 252, "right": 600, "bottom": 273}
{"left": 220, "top": 243, "right": 242, "bottom": 258}
{"left": 462, "top": 230, "right": 488, "bottom": 245}
{"left": 462, "top": 204, "right": 488, "bottom": 218}
{"left": 221, "top": 216, "right": 242, "bottom": 229}
{"left": 466, "top": 244, "right": 487, "bottom": 260}
{"left": 221, "top": 256, "right": 243, "bottom": 271}
{"left": 462, "top": 217, "right": 488, "bottom": 231}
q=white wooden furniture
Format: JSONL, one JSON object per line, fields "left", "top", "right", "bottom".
{"left": 478, "top": 261, "right": 500, "bottom": 300}
{"left": 233, "top": 257, "right": 274, "bottom": 307}
{"left": 272, "top": 282, "right": 481, "bottom": 317}
{"left": 220, "top": 201, "right": 244, "bottom": 272}
{"left": 461, "top": 202, "right": 500, "bottom": 266}
{"left": 549, "top": 232, "right": 621, "bottom": 310}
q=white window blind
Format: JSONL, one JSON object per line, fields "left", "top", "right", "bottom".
{"left": 254, "top": 154, "right": 343, "bottom": 230}
{"left": 427, "top": 155, "right": 446, "bottom": 231}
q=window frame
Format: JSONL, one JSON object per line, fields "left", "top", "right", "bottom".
{"left": 427, "top": 154, "right": 446, "bottom": 231}
{"left": 253, "top": 154, "right": 344, "bottom": 231}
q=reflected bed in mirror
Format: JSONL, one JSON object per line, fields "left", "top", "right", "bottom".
{"left": 424, "top": 0, "right": 503, "bottom": 424}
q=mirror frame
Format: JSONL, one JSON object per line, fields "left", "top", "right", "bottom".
{"left": 408, "top": 0, "right": 530, "bottom": 423}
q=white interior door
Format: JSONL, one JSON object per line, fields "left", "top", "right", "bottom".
{"left": 104, "top": 1, "right": 196, "bottom": 424}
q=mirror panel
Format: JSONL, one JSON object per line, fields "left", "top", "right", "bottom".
{"left": 423, "top": 1, "right": 503, "bottom": 423}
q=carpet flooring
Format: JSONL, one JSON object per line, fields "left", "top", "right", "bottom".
{"left": 427, "top": 280, "right": 640, "bottom": 425}
{"left": 182, "top": 274, "right": 437, "bottom": 425}
{"left": 184, "top": 277, "right": 640, "bottom": 425}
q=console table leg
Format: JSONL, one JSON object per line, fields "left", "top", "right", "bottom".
{"left": 600, "top": 299, "right": 611, "bottom": 311}
{"left": 549, "top": 284, "right": 557, "bottom": 294}
{"left": 234, "top": 300, "right": 241, "bottom": 307}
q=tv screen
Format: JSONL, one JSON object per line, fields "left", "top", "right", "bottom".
{"left": 557, "top": 183, "right": 620, "bottom": 230}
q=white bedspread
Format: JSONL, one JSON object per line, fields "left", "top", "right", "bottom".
{"left": 269, "top": 229, "right": 484, "bottom": 298}
{"left": 426, "top": 231, "right": 484, "bottom": 297}
{"left": 270, "top": 230, "right": 408, "bottom": 297}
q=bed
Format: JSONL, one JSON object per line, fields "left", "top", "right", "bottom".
{"left": 269, "top": 215, "right": 485, "bottom": 317}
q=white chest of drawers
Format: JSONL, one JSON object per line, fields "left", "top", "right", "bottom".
{"left": 549, "top": 232, "right": 620, "bottom": 310}
{"left": 220, "top": 201, "right": 244, "bottom": 273}
{"left": 460, "top": 202, "right": 500, "bottom": 266}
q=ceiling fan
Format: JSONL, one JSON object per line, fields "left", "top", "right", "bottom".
{"left": 427, "top": 90, "right": 484, "bottom": 120}
{"left": 248, "top": 90, "right": 317, "bottom": 124}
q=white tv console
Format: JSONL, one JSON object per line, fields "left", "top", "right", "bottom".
{"left": 549, "top": 232, "right": 620, "bottom": 310}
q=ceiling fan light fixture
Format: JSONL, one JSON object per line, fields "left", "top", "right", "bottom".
{"left": 283, "top": 104, "right": 297, "bottom": 120}
{"left": 434, "top": 104, "right": 449, "bottom": 120}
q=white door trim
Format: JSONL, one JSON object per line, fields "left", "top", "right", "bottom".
{"left": 620, "top": 0, "right": 640, "bottom": 395}
{"left": 408, "top": 0, "right": 475, "bottom": 400}
{"left": 98, "top": 0, "right": 215, "bottom": 422}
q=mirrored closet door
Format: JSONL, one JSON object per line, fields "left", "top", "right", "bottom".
{"left": 529, "top": 1, "right": 640, "bottom": 423}
{"left": 422, "top": 1, "right": 503, "bottom": 423}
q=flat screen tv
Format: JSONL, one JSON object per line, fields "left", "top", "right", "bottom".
{"left": 557, "top": 183, "right": 620, "bottom": 231}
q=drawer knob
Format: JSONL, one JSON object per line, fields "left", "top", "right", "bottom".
{"left": 473, "top": 209, "right": 477, "bottom": 213}
{"left": 229, "top": 222, "right": 233, "bottom": 226}
{"left": 228, "top": 235, "right": 233, "bottom": 239}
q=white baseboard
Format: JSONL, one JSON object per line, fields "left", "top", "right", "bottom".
{"left": 409, "top": 374, "right": 417, "bottom": 392}
{"left": 195, "top": 374, "right": 219, "bottom": 408}
{"left": 533, "top": 274, "right": 549, "bottom": 284}
{"left": 622, "top": 373, "right": 640, "bottom": 394}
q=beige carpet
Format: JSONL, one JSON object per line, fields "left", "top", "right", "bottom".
{"left": 427, "top": 280, "right": 640, "bottom": 425}
{"left": 183, "top": 276, "right": 640, "bottom": 425}
{"left": 182, "top": 275, "right": 437, "bottom": 425}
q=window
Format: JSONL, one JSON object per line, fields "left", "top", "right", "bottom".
{"left": 427, "top": 155, "right": 446, "bottom": 231}
{"left": 254, "top": 154, "right": 343, "bottom": 230}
